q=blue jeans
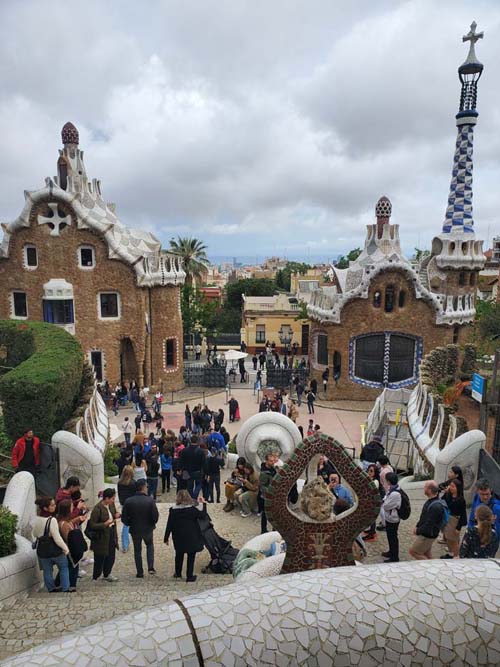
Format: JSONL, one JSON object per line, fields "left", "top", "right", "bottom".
{"left": 40, "top": 553, "right": 70, "bottom": 592}
{"left": 147, "top": 477, "right": 158, "bottom": 499}
{"left": 124, "top": 432, "right": 131, "bottom": 446}
{"left": 122, "top": 524, "right": 130, "bottom": 551}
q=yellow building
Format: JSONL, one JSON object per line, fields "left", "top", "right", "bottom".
{"left": 241, "top": 293, "right": 309, "bottom": 354}
{"left": 290, "top": 266, "right": 330, "bottom": 303}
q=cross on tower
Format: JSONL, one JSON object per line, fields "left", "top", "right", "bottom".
{"left": 37, "top": 202, "right": 71, "bottom": 236}
{"left": 463, "top": 21, "right": 484, "bottom": 62}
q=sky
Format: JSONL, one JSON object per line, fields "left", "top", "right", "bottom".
{"left": 1, "top": 0, "right": 499, "bottom": 262}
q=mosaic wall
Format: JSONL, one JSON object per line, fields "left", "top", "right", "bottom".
{"left": 264, "top": 433, "right": 381, "bottom": 573}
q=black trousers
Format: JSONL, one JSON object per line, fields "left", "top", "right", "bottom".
{"left": 93, "top": 531, "right": 116, "bottom": 579}
{"left": 258, "top": 495, "right": 268, "bottom": 533}
{"left": 208, "top": 475, "right": 221, "bottom": 502}
{"left": 161, "top": 469, "right": 171, "bottom": 493}
{"left": 175, "top": 551, "right": 196, "bottom": 579}
{"left": 132, "top": 531, "right": 154, "bottom": 576}
{"left": 386, "top": 521, "right": 400, "bottom": 562}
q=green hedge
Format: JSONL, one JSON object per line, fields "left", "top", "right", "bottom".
{"left": 0, "top": 506, "right": 17, "bottom": 557}
{"left": 0, "top": 321, "right": 83, "bottom": 443}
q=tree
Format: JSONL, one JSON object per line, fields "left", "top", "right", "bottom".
{"left": 180, "top": 285, "right": 218, "bottom": 337}
{"left": 275, "top": 262, "right": 311, "bottom": 291}
{"left": 477, "top": 299, "right": 500, "bottom": 340}
{"left": 414, "top": 248, "right": 430, "bottom": 262}
{"left": 225, "top": 278, "right": 276, "bottom": 311}
{"left": 335, "top": 248, "right": 362, "bottom": 269}
{"left": 169, "top": 237, "right": 209, "bottom": 286}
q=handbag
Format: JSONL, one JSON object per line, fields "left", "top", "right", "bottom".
{"left": 36, "top": 517, "right": 63, "bottom": 559}
{"left": 84, "top": 522, "right": 99, "bottom": 542}
{"left": 67, "top": 528, "right": 88, "bottom": 564}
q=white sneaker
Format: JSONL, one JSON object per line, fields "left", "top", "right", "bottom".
{"left": 78, "top": 569, "right": 87, "bottom": 577}
{"left": 81, "top": 557, "right": 94, "bottom": 565}
{"left": 104, "top": 575, "right": 118, "bottom": 582}
{"left": 240, "top": 511, "right": 251, "bottom": 518}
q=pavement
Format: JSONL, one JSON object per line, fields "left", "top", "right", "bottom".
{"left": 0, "top": 383, "right": 452, "bottom": 661}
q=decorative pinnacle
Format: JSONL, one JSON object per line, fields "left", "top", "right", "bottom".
{"left": 460, "top": 21, "right": 484, "bottom": 71}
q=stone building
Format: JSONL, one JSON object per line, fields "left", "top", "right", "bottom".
{"left": 0, "top": 123, "right": 185, "bottom": 389}
{"left": 241, "top": 293, "right": 309, "bottom": 355}
{"left": 308, "top": 24, "right": 486, "bottom": 401}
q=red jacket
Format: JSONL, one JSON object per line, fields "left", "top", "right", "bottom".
{"left": 12, "top": 436, "right": 41, "bottom": 469}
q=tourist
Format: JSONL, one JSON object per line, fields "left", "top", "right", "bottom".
{"left": 288, "top": 399, "right": 299, "bottom": 423}
{"left": 206, "top": 447, "right": 224, "bottom": 503}
{"left": 378, "top": 456, "right": 394, "bottom": 494}
{"left": 160, "top": 446, "right": 173, "bottom": 494}
{"left": 112, "top": 393, "right": 119, "bottom": 416}
{"left": 121, "top": 417, "right": 132, "bottom": 447}
{"left": 56, "top": 499, "right": 85, "bottom": 592}
{"left": 195, "top": 343, "right": 201, "bottom": 360}
{"left": 88, "top": 488, "right": 120, "bottom": 582}
{"left": 307, "top": 419, "right": 314, "bottom": 436}
{"left": 317, "top": 455, "right": 337, "bottom": 484}
{"left": 409, "top": 481, "right": 444, "bottom": 561}
{"left": 117, "top": 465, "right": 136, "bottom": 553}
{"left": 201, "top": 406, "right": 212, "bottom": 434}
{"left": 223, "top": 457, "right": 247, "bottom": 512}
{"left": 460, "top": 504, "right": 500, "bottom": 559}
{"left": 229, "top": 397, "right": 239, "bottom": 422}
{"left": 32, "top": 496, "right": 70, "bottom": 593}
{"left": 164, "top": 490, "right": 206, "bottom": 582}
{"left": 214, "top": 408, "right": 224, "bottom": 431}
{"left": 362, "top": 465, "right": 381, "bottom": 541}
{"left": 173, "top": 441, "right": 186, "bottom": 489}
{"left": 259, "top": 352, "right": 266, "bottom": 370}
{"left": 184, "top": 404, "right": 192, "bottom": 431}
{"left": 220, "top": 426, "right": 230, "bottom": 447}
{"left": 145, "top": 444, "right": 160, "bottom": 500}
{"left": 296, "top": 382, "right": 304, "bottom": 407}
{"left": 438, "top": 465, "right": 464, "bottom": 492}
{"left": 252, "top": 354, "right": 258, "bottom": 370}
{"left": 179, "top": 425, "right": 191, "bottom": 445}
{"left": 179, "top": 434, "right": 205, "bottom": 498}
{"left": 359, "top": 436, "right": 385, "bottom": 470}
{"left": 322, "top": 367, "right": 329, "bottom": 395}
{"left": 440, "top": 479, "right": 467, "bottom": 559}
{"left": 380, "top": 472, "right": 401, "bottom": 562}
{"left": 121, "top": 479, "right": 159, "bottom": 578}
{"left": 130, "top": 385, "right": 140, "bottom": 411}
{"left": 259, "top": 452, "right": 278, "bottom": 533}
{"left": 467, "top": 479, "right": 500, "bottom": 536}
{"left": 314, "top": 425, "right": 321, "bottom": 435}
{"left": 207, "top": 428, "right": 226, "bottom": 453}
{"left": 328, "top": 474, "right": 354, "bottom": 506}
{"left": 238, "top": 358, "right": 246, "bottom": 383}
{"left": 306, "top": 388, "right": 316, "bottom": 414}
{"left": 237, "top": 463, "right": 260, "bottom": 517}
{"left": 134, "top": 413, "right": 142, "bottom": 434}
{"left": 55, "top": 477, "right": 81, "bottom": 517}
{"left": 12, "top": 429, "right": 40, "bottom": 477}
{"left": 132, "top": 454, "right": 148, "bottom": 482}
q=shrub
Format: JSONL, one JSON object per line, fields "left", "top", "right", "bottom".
{"left": 0, "top": 506, "right": 17, "bottom": 557}
{"left": 104, "top": 444, "right": 119, "bottom": 478}
{"left": 0, "top": 321, "right": 83, "bottom": 442}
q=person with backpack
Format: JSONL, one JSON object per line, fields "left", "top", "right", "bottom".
{"left": 440, "top": 478, "right": 467, "bottom": 559}
{"left": 306, "top": 389, "right": 316, "bottom": 415}
{"left": 409, "top": 481, "right": 445, "bottom": 560}
{"left": 380, "top": 472, "right": 405, "bottom": 563}
{"left": 467, "top": 479, "right": 500, "bottom": 537}
{"left": 32, "top": 496, "right": 70, "bottom": 593}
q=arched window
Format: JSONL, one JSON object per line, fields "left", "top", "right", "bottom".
{"left": 459, "top": 272, "right": 466, "bottom": 286}
{"left": 373, "top": 291, "right": 381, "bottom": 308}
{"left": 384, "top": 285, "right": 395, "bottom": 313}
{"left": 398, "top": 290, "right": 406, "bottom": 308}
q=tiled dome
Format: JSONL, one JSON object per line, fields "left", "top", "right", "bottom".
{"left": 375, "top": 196, "right": 392, "bottom": 219}
{"left": 61, "top": 122, "right": 79, "bottom": 145}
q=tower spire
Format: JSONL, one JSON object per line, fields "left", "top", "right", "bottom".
{"left": 442, "top": 22, "right": 484, "bottom": 234}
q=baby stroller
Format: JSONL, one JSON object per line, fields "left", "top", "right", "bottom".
{"left": 198, "top": 513, "right": 239, "bottom": 574}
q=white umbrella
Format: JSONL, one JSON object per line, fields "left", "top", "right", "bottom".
{"left": 223, "top": 349, "right": 248, "bottom": 361}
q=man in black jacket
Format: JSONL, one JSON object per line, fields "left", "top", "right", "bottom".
{"left": 360, "top": 436, "right": 385, "bottom": 469}
{"left": 179, "top": 435, "right": 205, "bottom": 499}
{"left": 121, "top": 479, "right": 159, "bottom": 577}
{"left": 409, "top": 481, "right": 444, "bottom": 560}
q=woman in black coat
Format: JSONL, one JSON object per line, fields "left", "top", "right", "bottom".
{"left": 164, "top": 489, "right": 206, "bottom": 582}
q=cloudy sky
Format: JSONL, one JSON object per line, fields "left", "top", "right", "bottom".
{"left": 1, "top": 1, "right": 499, "bottom": 261}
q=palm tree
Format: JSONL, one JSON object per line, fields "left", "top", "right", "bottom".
{"left": 169, "top": 236, "right": 209, "bottom": 286}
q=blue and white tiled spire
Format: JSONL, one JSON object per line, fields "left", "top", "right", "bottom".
{"left": 442, "top": 21, "right": 484, "bottom": 235}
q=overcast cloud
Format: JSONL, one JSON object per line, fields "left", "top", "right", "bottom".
{"left": 1, "top": 0, "right": 499, "bottom": 260}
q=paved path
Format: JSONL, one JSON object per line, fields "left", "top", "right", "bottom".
{"left": 0, "top": 391, "right": 452, "bottom": 660}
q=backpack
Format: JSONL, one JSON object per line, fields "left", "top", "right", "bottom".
{"left": 396, "top": 489, "right": 411, "bottom": 520}
{"left": 432, "top": 498, "right": 450, "bottom": 530}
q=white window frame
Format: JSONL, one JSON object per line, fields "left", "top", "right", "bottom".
{"left": 98, "top": 292, "right": 121, "bottom": 321}
{"left": 23, "top": 244, "right": 38, "bottom": 270}
{"left": 78, "top": 245, "right": 95, "bottom": 270}
{"left": 10, "top": 291, "right": 28, "bottom": 319}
